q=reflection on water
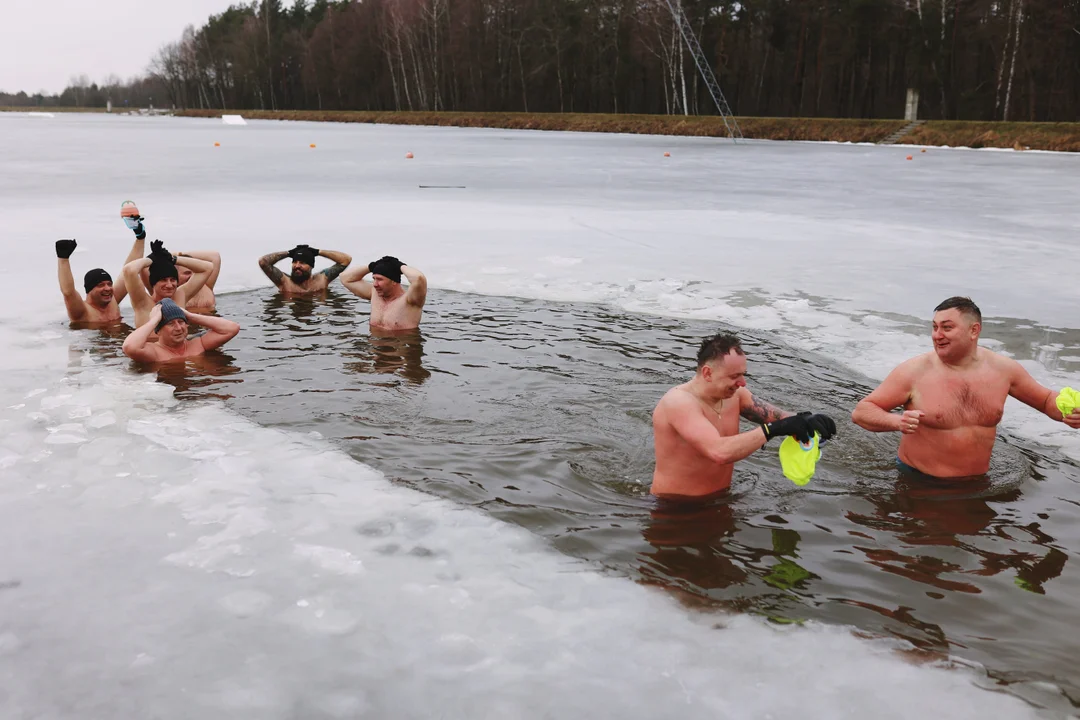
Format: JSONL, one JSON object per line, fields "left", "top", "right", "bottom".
{"left": 72, "top": 286, "right": 1080, "bottom": 712}
{"left": 344, "top": 329, "right": 431, "bottom": 385}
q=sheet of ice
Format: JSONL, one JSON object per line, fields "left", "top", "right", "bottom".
{"left": 0, "top": 352, "right": 1043, "bottom": 720}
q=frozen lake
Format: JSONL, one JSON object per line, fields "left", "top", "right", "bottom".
{"left": 1, "top": 112, "right": 1079, "bottom": 718}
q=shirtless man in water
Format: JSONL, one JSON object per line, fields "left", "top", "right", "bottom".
{"left": 852, "top": 297, "right": 1080, "bottom": 479}
{"left": 141, "top": 250, "right": 221, "bottom": 312}
{"left": 54, "top": 220, "right": 147, "bottom": 324}
{"left": 652, "top": 333, "right": 837, "bottom": 499}
{"left": 123, "top": 298, "right": 239, "bottom": 362}
{"left": 341, "top": 256, "right": 427, "bottom": 331}
{"left": 258, "top": 244, "right": 352, "bottom": 295}
{"left": 122, "top": 241, "right": 214, "bottom": 328}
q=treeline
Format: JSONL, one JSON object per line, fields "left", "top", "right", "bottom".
{"left": 10, "top": 0, "right": 1080, "bottom": 121}
{"left": 0, "top": 75, "right": 167, "bottom": 110}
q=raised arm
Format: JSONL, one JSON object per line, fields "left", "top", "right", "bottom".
{"left": 258, "top": 251, "right": 289, "bottom": 287}
{"left": 402, "top": 264, "right": 428, "bottom": 307}
{"left": 187, "top": 310, "right": 240, "bottom": 352}
{"left": 668, "top": 396, "right": 768, "bottom": 466}
{"left": 122, "top": 257, "right": 154, "bottom": 316}
{"left": 173, "top": 254, "right": 213, "bottom": 306}
{"left": 317, "top": 249, "right": 352, "bottom": 285}
{"left": 112, "top": 233, "right": 146, "bottom": 305}
{"left": 179, "top": 250, "right": 222, "bottom": 289}
{"left": 852, "top": 360, "right": 919, "bottom": 433}
{"left": 340, "top": 262, "right": 373, "bottom": 300}
{"left": 55, "top": 240, "right": 86, "bottom": 322}
{"left": 122, "top": 303, "right": 163, "bottom": 362}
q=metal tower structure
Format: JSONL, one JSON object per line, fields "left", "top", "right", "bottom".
{"left": 661, "top": 0, "right": 743, "bottom": 141}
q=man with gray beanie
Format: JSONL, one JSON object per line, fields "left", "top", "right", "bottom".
{"left": 341, "top": 255, "right": 428, "bottom": 330}
{"left": 122, "top": 240, "right": 214, "bottom": 329}
{"left": 122, "top": 298, "right": 240, "bottom": 362}
{"left": 258, "top": 244, "right": 352, "bottom": 295}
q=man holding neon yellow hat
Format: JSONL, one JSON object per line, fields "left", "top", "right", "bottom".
{"left": 852, "top": 296, "right": 1080, "bottom": 480}
{"left": 651, "top": 332, "right": 837, "bottom": 500}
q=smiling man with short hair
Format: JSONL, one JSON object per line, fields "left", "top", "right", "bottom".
{"left": 852, "top": 296, "right": 1080, "bottom": 479}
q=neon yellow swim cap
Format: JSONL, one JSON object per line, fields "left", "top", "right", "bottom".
{"left": 779, "top": 433, "right": 821, "bottom": 486}
{"left": 1056, "top": 387, "right": 1080, "bottom": 418}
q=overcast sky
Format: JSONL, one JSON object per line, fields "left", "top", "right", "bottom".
{"left": 1, "top": 0, "right": 237, "bottom": 94}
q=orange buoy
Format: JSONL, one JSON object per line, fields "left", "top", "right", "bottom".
{"left": 214, "top": 142, "right": 220, "bottom": 147}
{"left": 310, "top": 143, "right": 316, "bottom": 148}
{"left": 906, "top": 155, "right": 913, "bottom": 160}
{"left": 406, "top": 152, "right": 414, "bottom": 159}
{"left": 920, "top": 148, "right": 927, "bottom": 153}
{"left": 664, "top": 152, "right": 670, "bottom": 157}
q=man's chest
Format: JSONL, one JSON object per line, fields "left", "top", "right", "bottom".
{"left": 911, "top": 372, "right": 1008, "bottom": 428}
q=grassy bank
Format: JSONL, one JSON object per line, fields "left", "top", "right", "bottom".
{"left": 176, "top": 109, "right": 1080, "bottom": 151}
{"left": 7, "top": 106, "right": 1077, "bottom": 150}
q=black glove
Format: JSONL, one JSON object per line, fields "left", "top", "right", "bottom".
{"left": 762, "top": 412, "right": 837, "bottom": 444}
{"left": 149, "top": 239, "right": 173, "bottom": 261}
{"left": 805, "top": 413, "right": 837, "bottom": 443}
{"left": 380, "top": 255, "right": 405, "bottom": 271}
{"left": 130, "top": 215, "right": 146, "bottom": 240}
{"left": 56, "top": 239, "right": 77, "bottom": 259}
{"left": 289, "top": 244, "right": 319, "bottom": 259}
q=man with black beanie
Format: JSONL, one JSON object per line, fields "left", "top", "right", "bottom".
{"left": 257, "top": 244, "right": 352, "bottom": 295}
{"left": 341, "top": 255, "right": 428, "bottom": 331}
{"left": 122, "top": 239, "right": 214, "bottom": 329}
{"left": 54, "top": 213, "right": 148, "bottom": 324}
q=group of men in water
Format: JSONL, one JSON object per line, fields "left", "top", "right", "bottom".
{"left": 56, "top": 206, "right": 1080, "bottom": 492}
{"left": 653, "top": 297, "right": 1080, "bottom": 493}
{"left": 56, "top": 203, "right": 428, "bottom": 364}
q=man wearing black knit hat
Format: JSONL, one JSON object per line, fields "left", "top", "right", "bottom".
{"left": 257, "top": 244, "right": 352, "bottom": 296}
{"left": 54, "top": 216, "right": 148, "bottom": 324}
{"left": 341, "top": 255, "right": 428, "bottom": 331}
{"left": 122, "top": 240, "right": 214, "bottom": 329}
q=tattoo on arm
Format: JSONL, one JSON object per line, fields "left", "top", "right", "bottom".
{"left": 740, "top": 398, "right": 790, "bottom": 424}
{"left": 321, "top": 263, "right": 348, "bottom": 283}
{"left": 258, "top": 252, "right": 289, "bottom": 286}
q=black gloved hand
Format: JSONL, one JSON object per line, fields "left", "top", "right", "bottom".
{"left": 131, "top": 216, "right": 146, "bottom": 240}
{"left": 805, "top": 413, "right": 837, "bottom": 443}
{"left": 763, "top": 412, "right": 837, "bottom": 444}
{"left": 288, "top": 244, "right": 319, "bottom": 260}
{"left": 149, "top": 239, "right": 172, "bottom": 261}
{"left": 56, "top": 239, "right": 77, "bottom": 259}
{"left": 380, "top": 255, "right": 405, "bottom": 271}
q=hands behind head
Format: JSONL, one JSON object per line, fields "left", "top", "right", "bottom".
{"left": 289, "top": 244, "right": 319, "bottom": 260}
{"left": 763, "top": 411, "right": 837, "bottom": 444}
{"left": 149, "top": 302, "right": 163, "bottom": 323}
{"left": 55, "top": 239, "right": 77, "bottom": 259}
{"left": 369, "top": 256, "right": 405, "bottom": 272}
{"left": 149, "top": 240, "right": 174, "bottom": 262}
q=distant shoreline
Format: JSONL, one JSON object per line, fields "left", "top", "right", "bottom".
{"left": 4, "top": 106, "right": 1077, "bottom": 151}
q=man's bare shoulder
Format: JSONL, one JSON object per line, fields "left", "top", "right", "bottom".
{"left": 891, "top": 352, "right": 935, "bottom": 378}
{"left": 977, "top": 345, "right": 1017, "bottom": 367}
{"left": 655, "top": 385, "right": 703, "bottom": 417}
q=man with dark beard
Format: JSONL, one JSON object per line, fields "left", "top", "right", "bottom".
{"left": 258, "top": 244, "right": 352, "bottom": 296}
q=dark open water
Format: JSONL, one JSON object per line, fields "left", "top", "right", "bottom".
{"left": 80, "top": 287, "right": 1080, "bottom": 712}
